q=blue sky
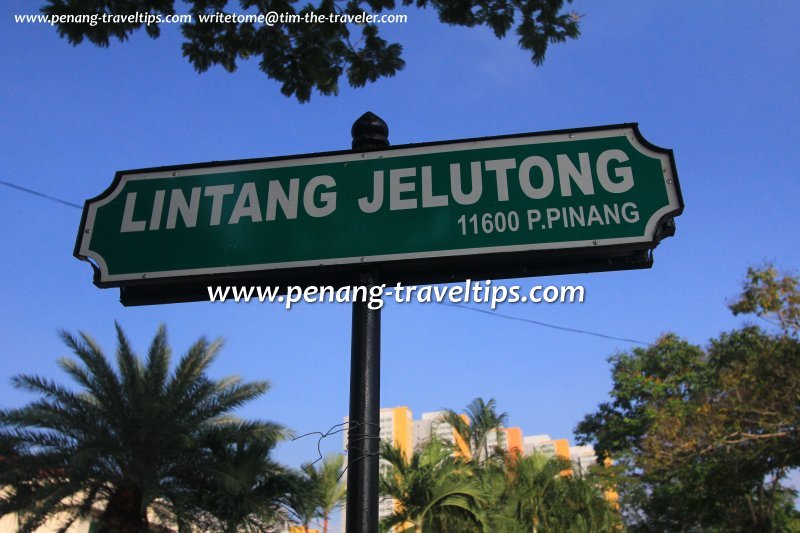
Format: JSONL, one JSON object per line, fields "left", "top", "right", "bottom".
{"left": 2, "top": 0, "right": 799, "bottom": 515}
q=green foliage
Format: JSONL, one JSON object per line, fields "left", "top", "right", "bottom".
{"left": 575, "top": 334, "right": 707, "bottom": 461}
{"left": 576, "top": 265, "right": 800, "bottom": 531}
{"left": 503, "top": 453, "right": 572, "bottom": 531}
{"left": 41, "top": 0, "right": 581, "bottom": 102}
{"left": 282, "top": 470, "right": 322, "bottom": 530}
{"left": 0, "top": 324, "right": 289, "bottom": 532}
{"left": 418, "top": 397, "right": 619, "bottom": 531}
{"left": 486, "top": 454, "right": 618, "bottom": 532}
{"left": 179, "top": 428, "right": 293, "bottom": 531}
{"left": 379, "top": 438, "right": 487, "bottom": 532}
{"left": 378, "top": 437, "right": 618, "bottom": 532}
{"left": 730, "top": 264, "right": 800, "bottom": 334}
{"left": 302, "top": 453, "right": 346, "bottom": 533}
{"left": 559, "top": 470, "right": 621, "bottom": 532}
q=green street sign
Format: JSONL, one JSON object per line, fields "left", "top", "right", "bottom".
{"left": 75, "top": 124, "right": 682, "bottom": 300}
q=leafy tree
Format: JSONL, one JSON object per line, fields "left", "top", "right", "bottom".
{"left": 441, "top": 397, "right": 508, "bottom": 463}
{"left": 642, "top": 328, "right": 800, "bottom": 530}
{"left": 379, "top": 438, "right": 486, "bottom": 532}
{"left": 303, "top": 453, "right": 346, "bottom": 533}
{"left": 41, "top": 0, "right": 582, "bottom": 102}
{"left": 576, "top": 266, "right": 800, "bottom": 531}
{"left": 577, "top": 332, "right": 800, "bottom": 530}
{"left": 0, "top": 324, "right": 288, "bottom": 533}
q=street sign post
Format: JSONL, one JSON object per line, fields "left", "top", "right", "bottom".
{"left": 75, "top": 116, "right": 682, "bottom": 533}
{"left": 75, "top": 123, "right": 682, "bottom": 305}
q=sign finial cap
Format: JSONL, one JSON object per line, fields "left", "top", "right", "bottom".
{"left": 352, "top": 112, "right": 389, "bottom": 150}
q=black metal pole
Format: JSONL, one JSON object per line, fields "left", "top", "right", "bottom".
{"left": 347, "top": 112, "right": 389, "bottom": 533}
{"left": 347, "top": 270, "right": 381, "bottom": 532}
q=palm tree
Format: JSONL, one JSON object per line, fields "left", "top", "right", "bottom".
{"left": 559, "top": 476, "right": 620, "bottom": 532}
{"left": 303, "top": 453, "right": 346, "bottom": 533}
{"left": 379, "top": 439, "right": 486, "bottom": 533}
{"left": 502, "top": 453, "right": 573, "bottom": 533}
{"left": 282, "top": 471, "right": 321, "bottom": 532}
{"left": 441, "top": 397, "right": 508, "bottom": 463}
{"left": 0, "top": 324, "right": 288, "bottom": 532}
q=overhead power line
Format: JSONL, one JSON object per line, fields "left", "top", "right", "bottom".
{"left": 0, "top": 180, "right": 82, "bottom": 209}
{"left": 444, "top": 302, "right": 652, "bottom": 346}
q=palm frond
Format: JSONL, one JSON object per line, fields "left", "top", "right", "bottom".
{"left": 144, "top": 324, "right": 171, "bottom": 397}
{"left": 114, "top": 322, "right": 145, "bottom": 404}
{"left": 59, "top": 330, "right": 123, "bottom": 413}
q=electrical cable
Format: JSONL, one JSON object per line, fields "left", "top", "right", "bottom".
{"left": 444, "top": 302, "right": 652, "bottom": 346}
{"left": 0, "top": 179, "right": 82, "bottom": 209}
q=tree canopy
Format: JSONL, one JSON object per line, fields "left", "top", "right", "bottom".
{"left": 41, "top": 0, "right": 581, "bottom": 102}
{"left": 576, "top": 265, "right": 800, "bottom": 531}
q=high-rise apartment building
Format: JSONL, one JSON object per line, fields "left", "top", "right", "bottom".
{"left": 413, "top": 410, "right": 471, "bottom": 457}
{"left": 487, "top": 426, "right": 524, "bottom": 457}
{"left": 569, "top": 444, "right": 598, "bottom": 477}
{"left": 523, "top": 434, "right": 572, "bottom": 461}
{"left": 379, "top": 406, "right": 413, "bottom": 457}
